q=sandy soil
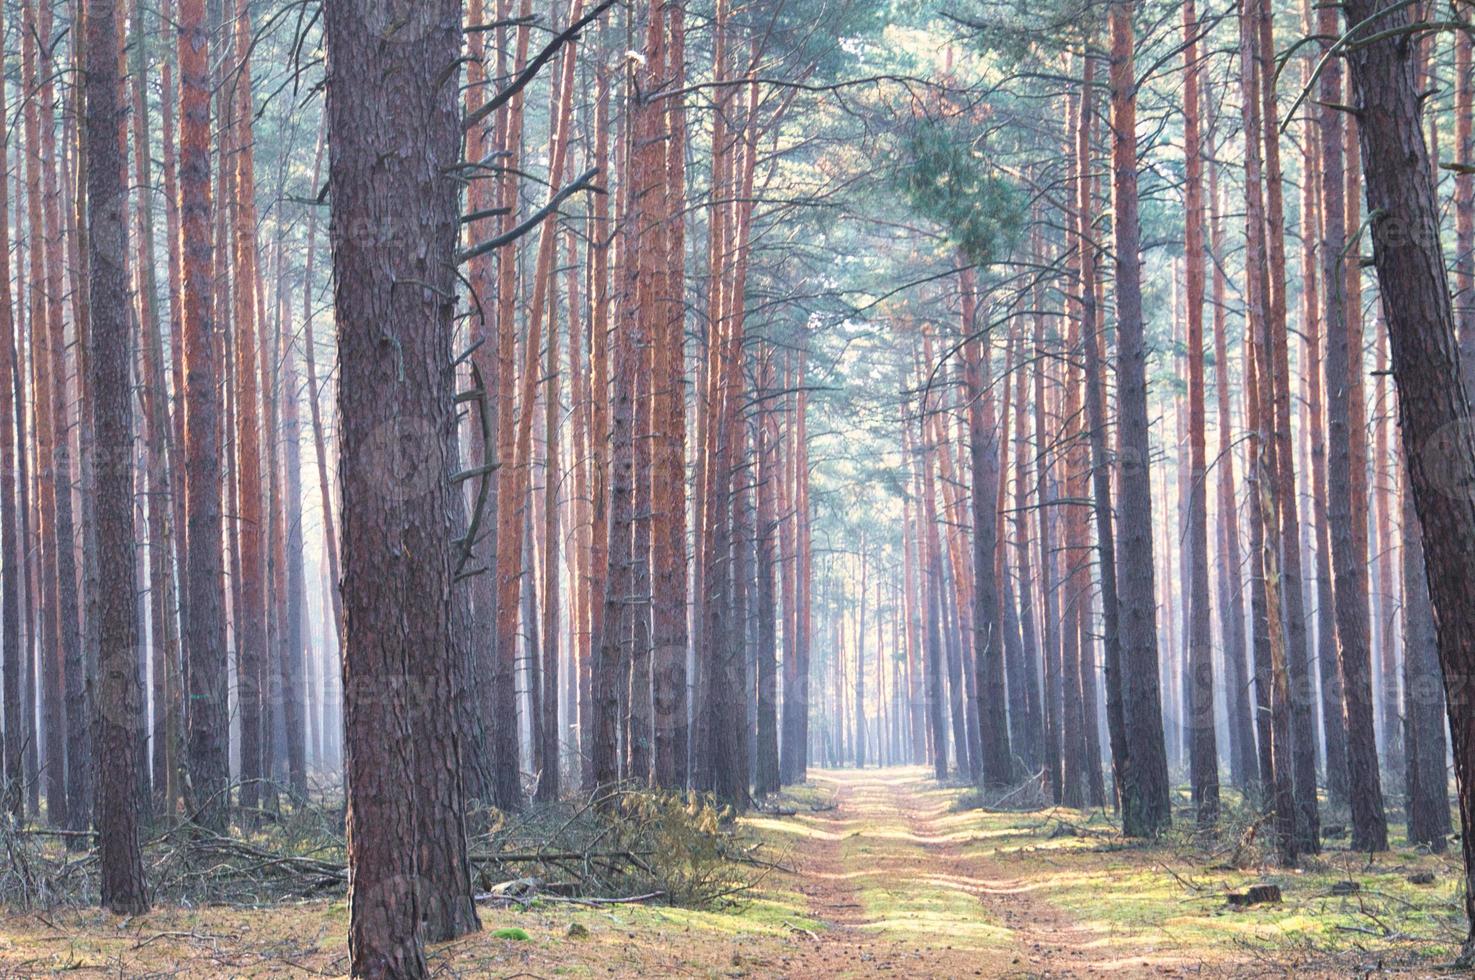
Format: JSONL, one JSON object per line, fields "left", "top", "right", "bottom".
{"left": 0, "top": 766, "right": 1458, "bottom": 977}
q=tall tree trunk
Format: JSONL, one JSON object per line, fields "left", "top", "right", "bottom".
{"left": 1073, "top": 59, "right": 1124, "bottom": 810}
{"left": 1014, "top": 306, "right": 1045, "bottom": 770}
{"left": 457, "top": 0, "right": 498, "bottom": 806}
{"left": 594, "top": 207, "right": 634, "bottom": 792}
{"left": 693, "top": 3, "right": 731, "bottom": 792}
{"left": 1374, "top": 317, "right": 1402, "bottom": 785}
{"left": 84, "top": 0, "right": 148, "bottom": 911}
{"left": 1238, "top": 0, "right": 1298, "bottom": 862}
{"left": 1254, "top": 0, "right": 1318, "bottom": 854}
{"left": 855, "top": 542, "right": 868, "bottom": 769}
{"left": 19, "top": 0, "right": 50, "bottom": 822}
{"left": 29, "top": 0, "right": 85, "bottom": 833}
{"left": 929, "top": 406, "right": 972, "bottom": 779}
{"left": 1321, "top": 4, "right": 1388, "bottom": 853}
{"left": 1056, "top": 78, "right": 1089, "bottom": 808}
{"left": 934, "top": 397, "right": 981, "bottom": 781}
{"left": 729, "top": 427, "right": 753, "bottom": 796}
{"left": 0, "top": 0, "right": 23, "bottom": 820}
{"left": 1206, "top": 113, "right": 1257, "bottom": 794}
{"left": 996, "top": 336, "right": 1032, "bottom": 768}
{"left": 1402, "top": 454, "right": 1449, "bottom": 852}
{"left": 488, "top": 0, "right": 533, "bottom": 812}
{"left": 15, "top": 147, "right": 39, "bottom": 817}
{"left": 228, "top": 0, "right": 267, "bottom": 819}
{"left": 699, "top": 57, "right": 759, "bottom": 806}
{"left": 158, "top": 0, "right": 190, "bottom": 671}
{"left": 754, "top": 358, "right": 779, "bottom": 795}
{"left": 64, "top": 0, "right": 96, "bottom": 837}
{"left": 298, "top": 123, "right": 342, "bottom": 654}
{"left": 583, "top": 47, "right": 614, "bottom": 796}
{"left": 538, "top": 252, "right": 563, "bottom": 804}
{"left": 918, "top": 418, "right": 949, "bottom": 781}
{"left": 1035, "top": 308, "right": 1063, "bottom": 803}
{"left": 129, "top": 0, "right": 183, "bottom": 820}
{"left": 327, "top": 0, "right": 479, "bottom": 969}
{"left": 628, "top": 1, "right": 661, "bottom": 784}
{"left": 1297, "top": 26, "right": 1350, "bottom": 806}
{"left": 960, "top": 272, "right": 1010, "bottom": 788}
{"left": 567, "top": 225, "right": 592, "bottom": 786}
{"left": 1181, "top": 0, "right": 1218, "bottom": 826}
{"left": 1108, "top": 0, "right": 1171, "bottom": 836}
{"left": 901, "top": 492, "right": 923, "bottom": 764}
{"left": 178, "top": 0, "right": 229, "bottom": 833}
{"left": 652, "top": 0, "right": 690, "bottom": 792}
{"left": 278, "top": 246, "right": 308, "bottom": 802}
{"left": 780, "top": 371, "right": 805, "bottom": 783}
{"left": 298, "top": 124, "right": 345, "bottom": 777}
{"left": 796, "top": 354, "right": 812, "bottom": 781}
{"left": 1341, "top": 0, "right": 1475, "bottom": 947}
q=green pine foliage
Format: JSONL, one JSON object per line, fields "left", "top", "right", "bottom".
{"left": 897, "top": 118, "right": 1024, "bottom": 266}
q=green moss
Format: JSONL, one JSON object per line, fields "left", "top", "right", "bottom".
{"left": 729, "top": 894, "right": 826, "bottom": 933}
{"left": 490, "top": 926, "right": 532, "bottom": 941}
{"left": 614, "top": 893, "right": 822, "bottom": 939}
{"left": 766, "top": 781, "right": 836, "bottom": 811}
{"left": 967, "top": 804, "right": 1464, "bottom": 961}
{"left": 850, "top": 876, "right": 1010, "bottom": 946}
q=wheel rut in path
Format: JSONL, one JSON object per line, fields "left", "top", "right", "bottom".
{"left": 767, "top": 766, "right": 1226, "bottom": 977}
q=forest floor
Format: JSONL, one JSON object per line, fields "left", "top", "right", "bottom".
{"left": 0, "top": 766, "right": 1465, "bottom": 977}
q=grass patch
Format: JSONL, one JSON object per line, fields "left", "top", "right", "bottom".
{"left": 936, "top": 781, "right": 1464, "bottom": 969}
{"left": 490, "top": 926, "right": 531, "bottom": 941}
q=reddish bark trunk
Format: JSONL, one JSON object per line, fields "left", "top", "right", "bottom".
{"left": 1321, "top": 4, "right": 1388, "bottom": 853}
{"left": 228, "top": 0, "right": 268, "bottom": 817}
{"left": 488, "top": 0, "right": 533, "bottom": 812}
{"left": 652, "top": 0, "right": 691, "bottom": 791}
{"left": 959, "top": 271, "right": 1009, "bottom": 787}
{"left": 1109, "top": 0, "right": 1170, "bottom": 836}
{"left": 1256, "top": 0, "right": 1319, "bottom": 853}
{"left": 179, "top": 0, "right": 230, "bottom": 833}
{"left": 1074, "top": 59, "right": 1119, "bottom": 812}
{"left": 1182, "top": 0, "right": 1217, "bottom": 826}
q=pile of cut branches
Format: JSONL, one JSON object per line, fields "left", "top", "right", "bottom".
{"left": 0, "top": 783, "right": 766, "bottom": 912}
{"left": 471, "top": 785, "right": 762, "bottom": 908}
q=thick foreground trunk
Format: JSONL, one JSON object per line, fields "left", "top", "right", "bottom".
{"left": 326, "top": 1, "right": 478, "bottom": 973}
{"left": 1343, "top": 0, "right": 1475, "bottom": 953}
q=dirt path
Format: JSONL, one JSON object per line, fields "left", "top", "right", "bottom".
{"left": 770, "top": 767, "right": 1234, "bottom": 978}
{"left": 0, "top": 767, "right": 1426, "bottom": 977}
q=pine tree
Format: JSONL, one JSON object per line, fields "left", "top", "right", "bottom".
{"left": 85, "top": 0, "right": 148, "bottom": 914}
{"left": 1107, "top": 0, "right": 1171, "bottom": 837}
{"left": 326, "top": 0, "right": 478, "bottom": 969}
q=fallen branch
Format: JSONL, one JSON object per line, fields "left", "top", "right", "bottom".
{"left": 783, "top": 919, "right": 821, "bottom": 942}
{"left": 536, "top": 891, "right": 666, "bottom": 907}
